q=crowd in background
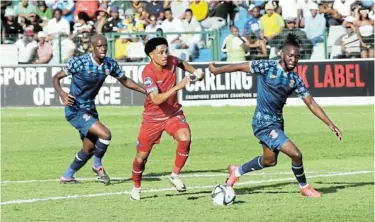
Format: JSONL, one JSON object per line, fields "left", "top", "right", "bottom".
{"left": 0, "top": 0, "right": 374, "bottom": 64}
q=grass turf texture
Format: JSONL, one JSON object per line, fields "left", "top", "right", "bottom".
{"left": 1, "top": 106, "right": 373, "bottom": 222}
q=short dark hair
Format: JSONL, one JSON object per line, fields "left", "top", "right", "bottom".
{"left": 164, "top": 8, "right": 172, "bottom": 13}
{"left": 144, "top": 37, "right": 168, "bottom": 56}
{"left": 185, "top": 9, "right": 192, "bottom": 14}
{"left": 283, "top": 33, "right": 300, "bottom": 49}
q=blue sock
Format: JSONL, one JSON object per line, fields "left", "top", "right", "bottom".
{"left": 292, "top": 164, "right": 307, "bottom": 187}
{"left": 63, "top": 149, "right": 92, "bottom": 178}
{"left": 93, "top": 138, "right": 110, "bottom": 168}
{"left": 239, "top": 156, "right": 264, "bottom": 175}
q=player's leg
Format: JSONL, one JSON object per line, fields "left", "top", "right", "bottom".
{"left": 165, "top": 114, "right": 191, "bottom": 192}
{"left": 280, "top": 140, "right": 322, "bottom": 198}
{"left": 131, "top": 121, "right": 164, "bottom": 200}
{"left": 60, "top": 135, "right": 96, "bottom": 183}
{"left": 226, "top": 145, "right": 279, "bottom": 187}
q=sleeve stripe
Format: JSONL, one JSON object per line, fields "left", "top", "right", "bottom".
{"left": 146, "top": 86, "right": 158, "bottom": 94}
{"left": 116, "top": 73, "right": 124, "bottom": 79}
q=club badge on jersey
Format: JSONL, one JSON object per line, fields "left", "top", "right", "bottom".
{"left": 144, "top": 77, "right": 153, "bottom": 87}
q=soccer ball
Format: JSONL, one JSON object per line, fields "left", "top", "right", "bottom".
{"left": 211, "top": 184, "right": 236, "bottom": 206}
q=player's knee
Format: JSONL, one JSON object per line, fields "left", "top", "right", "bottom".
{"left": 262, "top": 159, "right": 277, "bottom": 167}
{"left": 135, "top": 152, "right": 149, "bottom": 164}
{"left": 291, "top": 151, "right": 303, "bottom": 161}
{"left": 175, "top": 129, "right": 191, "bottom": 141}
{"left": 101, "top": 130, "right": 112, "bottom": 141}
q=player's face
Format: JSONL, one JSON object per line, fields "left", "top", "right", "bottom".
{"left": 93, "top": 39, "right": 108, "bottom": 59}
{"left": 281, "top": 46, "right": 300, "bottom": 71}
{"left": 151, "top": 45, "right": 168, "bottom": 66}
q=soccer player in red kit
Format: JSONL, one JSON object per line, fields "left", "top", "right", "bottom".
{"left": 130, "top": 37, "right": 204, "bottom": 201}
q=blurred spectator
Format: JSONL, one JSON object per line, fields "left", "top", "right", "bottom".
{"left": 110, "top": 0, "right": 132, "bottom": 18}
{"left": 102, "top": 6, "right": 122, "bottom": 33}
{"left": 245, "top": 33, "right": 268, "bottom": 59}
{"left": 72, "top": 12, "right": 94, "bottom": 38}
{"left": 14, "top": 0, "right": 37, "bottom": 23}
{"left": 146, "top": 1, "right": 165, "bottom": 23}
{"left": 145, "top": 15, "right": 161, "bottom": 41}
{"left": 26, "top": 12, "right": 43, "bottom": 33}
{"left": 201, "top": 1, "right": 235, "bottom": 30}
{"left": 221, "top": 25, "right": 248, "bottom": 61}
{"left": 354, "top": 7, "right": 374, "bottom": 58}
{"left": 170, "top": 0, "right": 190, "bottom": 20}
{"left": 95, "top": 4, "right": 109, "bottom": 34}
{"left": 243, "top": 6, "right": 261, "bottom": 39}
{"left": 47, "top": 8, "right": 70, "bottom": 40}
{"left": 297, "top": 0, "right": 315, "bottom": 27}
{"left": 74, "top": 0, "right": 99, "bottom": 19}
{"left": 119, "top": 8, "right": 144, "bottom": 34}
{"left": 2, "top": 7, "right": 23, "bottom": 44}
{"left": 180, "top": 9, "right": 202, "bottom": 60}
{"left": 369, "top": 3, "right": 374, "bottom": 20}
{"left": 274, "top": 17, "right": 313, "bottom": 59}
{"left": 324, "top": 0, "right": 356, "bottom": 26}
{"left": 52, "top": 0, "right": 75, "bottom": 29}
{"left": 15, "top": 29, "right": 38, "bottom": 64}
{"left": 74, "top": 30, "right": 92, "bottom": 56}
{"left": 114, "top": 35, "right": 131, "bottom": 61}
{"left": 34, "top": 31, "right": 52, "bottom": 64}
{"left": 339, "top": 16, "right": 360, "bottom": 59}
{"left": 161, "top": 8, "right": 183, "bottom": 49}
{"left": 36, "top": 1, "right": 53, "bottom": 24}
{"left": 51, "top": 31, "right": 75, "bottom": 63}
{"left": 190, "top": 0, "right": 209, "bottom": 22}
{"left": 133, "top": 2, "right": 148, "bottom": 25}
{"left": 126, "top": 36, "right": 146, "bottom": 62}
{"left": 333, "top": 0, "right": 356, "bottom": 18}
{"left": 278, "top": 0, "right": 299, "bottom": 24}
{"left": 259, "top": 3, "right": 284, "bottom": 42}
{"left": 304, "top": 3, "right": 326, "bottom": 46}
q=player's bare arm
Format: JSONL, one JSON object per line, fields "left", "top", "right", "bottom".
{"left": 52, "top": 70, "right": 75, "bottom": 106}
{"left": 208, "top": 62, "right": 250, "bottom": 76}
{"left": 177, "top": 58, "right": 204, "bottom": 81}
{"left": 117, "top": 76, "right": 146, "bottom": 95}
{"left": 302, "top": 95, "right": 342, "bottom": 140}
{"left": 149, "top": 76, "right": 191, "bottom": 105}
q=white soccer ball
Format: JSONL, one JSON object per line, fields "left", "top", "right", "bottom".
{"left": 211, "top": 184, "right": 236, "bottom": 206}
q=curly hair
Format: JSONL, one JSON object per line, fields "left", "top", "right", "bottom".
{"left": 283, "top": 33, "right": 300, "bottom": 49}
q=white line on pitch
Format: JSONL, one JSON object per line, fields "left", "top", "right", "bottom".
{"left": 1, "top": 171, "right": 319, "bottom": 184}
{"left": 1, "top": 171, "right": 372, "bottom": 206}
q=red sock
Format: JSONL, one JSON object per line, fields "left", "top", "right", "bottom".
{"left": 173, "top": 140, "right": 191, "bottom": 174}
{"left": 132, "top": 160, "right": 145, "bottom": 188}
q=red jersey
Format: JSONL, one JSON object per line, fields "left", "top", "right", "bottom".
{"left": 142, "top": 56, "right": 184, "bottom": 121}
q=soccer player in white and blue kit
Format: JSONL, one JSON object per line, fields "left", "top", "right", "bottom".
{"left": 53, "top": 34, "right": 145, "bottom": 185}
{"left": 208, "top": 33, "right": 342, "bottom": 198}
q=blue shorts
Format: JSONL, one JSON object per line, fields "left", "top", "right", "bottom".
{"left": 65, "top": 107, "right": 98, "bottom": 139}
{"left": 252, "top": 121, "right": 289, "bottom": 151}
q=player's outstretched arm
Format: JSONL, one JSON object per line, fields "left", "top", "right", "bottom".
{"left": 208, "top": 62, "right": 250, "bottom": 76}
{"left": 52, "top": 71, "right": 75, "bottom": 106}
{"left": 302, "top": 95, "right": 342, "bottom": 140}
{"left": 178, "top": 59, "right": 204, "bottom": 82}
{"left": 117, "top": 76, "right": 146, "bottom": 95}
{"left": 149, "top": 76, "right": 190, "bottom": 105}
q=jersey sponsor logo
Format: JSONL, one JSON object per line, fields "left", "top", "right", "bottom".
{"left": 144, "top": 77, "right": 153, "bottom": 87}
{"left": 270, "top": 74, "right": 277, "bottom": 79}
{"left": 83, "top": 114, "right": 91, "bottom": 122}
{"left": 157, "top": 80, "right": 163, "bottom": 83}
{"left": 269, "top": 129, "right": 278, "bottom": 139}
{"left": 289, "top": 80, "right": 295, "bottom": 88}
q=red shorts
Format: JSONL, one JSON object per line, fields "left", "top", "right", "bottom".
{"left": 136, "top": 113, "right": 190, "bottom": 152}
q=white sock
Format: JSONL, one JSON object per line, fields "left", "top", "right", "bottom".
{"left": 171, "top": 172, "right": 179, "bottom": 178}
{"left": 234, "top": 167, "right": 241, "bottom": 177}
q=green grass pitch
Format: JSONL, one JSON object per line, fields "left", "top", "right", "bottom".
{"left": 1, "top": 105, "right": 373, "bottom": 222}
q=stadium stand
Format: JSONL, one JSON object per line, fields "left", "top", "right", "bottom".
{"left": 0, "top": 0, "right": 373, "bottom": 64}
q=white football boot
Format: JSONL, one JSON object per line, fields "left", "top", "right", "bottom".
{"left": 130, "top": 187, "right": 141, "bottom": 201}
{"left": 169, "top": 174, "right": 187, "bottom": 192}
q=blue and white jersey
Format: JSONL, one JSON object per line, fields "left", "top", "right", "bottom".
{"left": 62, "top": 53, "right": 123, "bottom": 110}
{"left": 249, "top": 60, "right": 310, "bottom": 126}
